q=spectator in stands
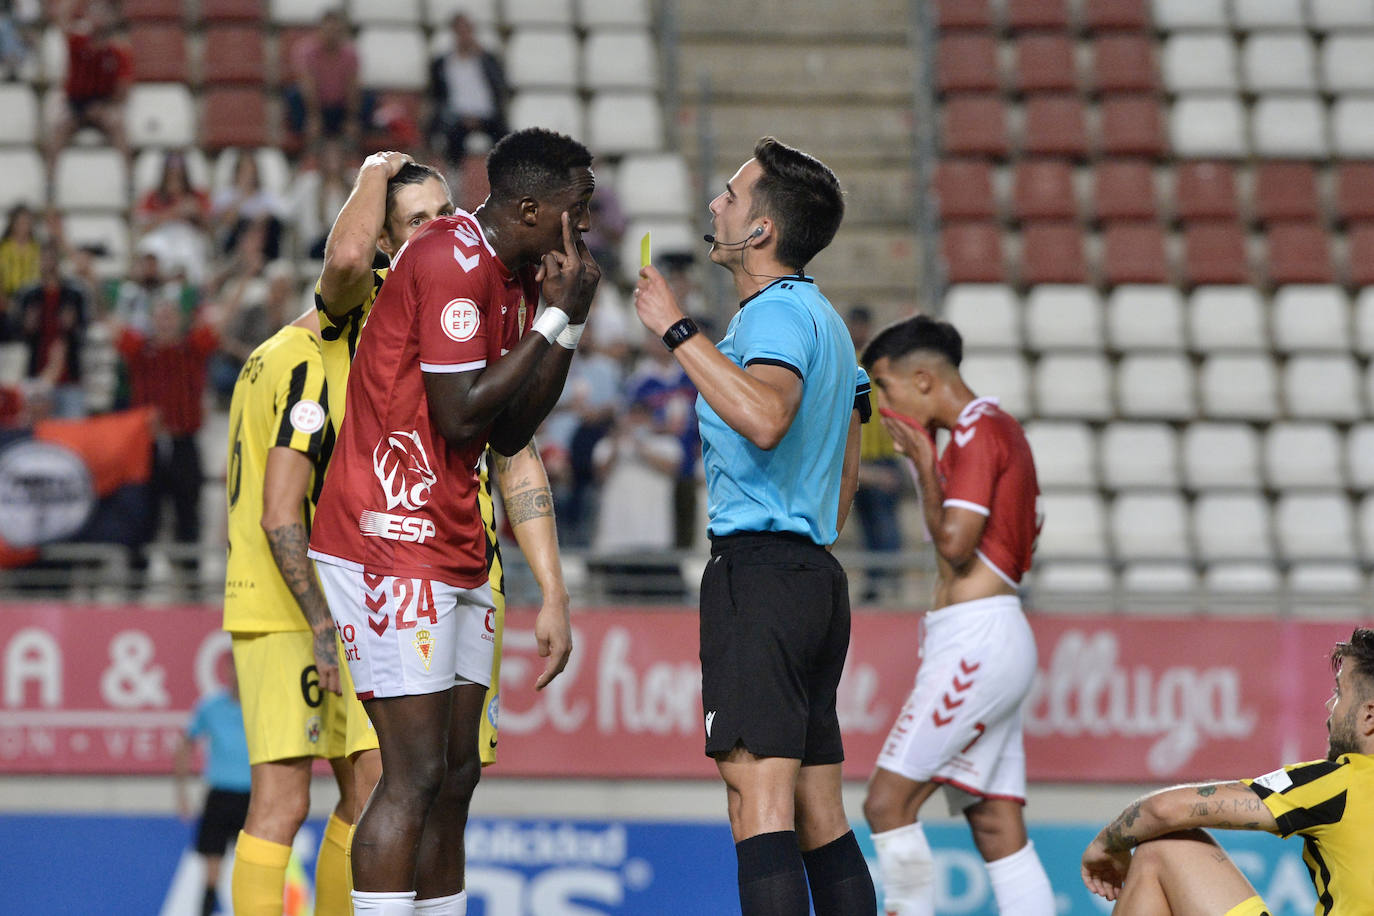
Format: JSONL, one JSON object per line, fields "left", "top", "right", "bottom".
{"left": 135, "top": 150, "right": 213, "bottom": 286}
{"left": 428, "top": 13, "right": 508, "bottom": 165}
{"left": 9, "top": 242, "right": 87, "bottom": 418}
{"left": 846, "top": 305, "right": 903, "bottom": 600}
{"left": 283, "top": 10, "right": 369, "bottom": 147}
{"left": 287, "top": 138, "right": 356, "bottom": 259}
{"left": 583, "top": 182, "right": 627, "bottom": 283}
{"left": 211, "top": 150, "right": 288, "bottom": 263}
{"left": 47, "top": 0, "right": 130, "bottom": 165}
{"left": 0, "top": 205, "right": 40, "bottom": 314}
{"left": 209, "top": 260, "right": 298, "bottom": 404}
{"left": 592, "top": 400, "right": 683, "bottom": 553}
{"left": 0, "top": 4, "right": 34, "bottom": 81}
{"left": 625, "top": 331, "right": 701, "bottom": 548}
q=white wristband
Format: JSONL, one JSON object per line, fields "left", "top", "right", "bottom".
{"left": 531, "top": 307, "right": 570, "bottom": 344}
{"left": 556, "top": 322, "right": 585, "bottom": 350}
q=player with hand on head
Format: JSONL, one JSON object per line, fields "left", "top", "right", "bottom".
{"left": 1082, "top": 627, "right": 1374, "bottom": 915}
{"left": 860, "top": 314, "right": 1054, "bottom": 916}
{"left": 308, "top": 127, "right": 597, "bottom": 916}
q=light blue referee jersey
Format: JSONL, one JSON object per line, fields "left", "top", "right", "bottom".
{"left": 699, "top": 275, "right": 870, "bottom": 545}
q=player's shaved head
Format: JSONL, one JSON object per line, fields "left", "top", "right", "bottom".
{"left": 1333, "top": 628, "right": 1374, "bottom": 698}
{"left": 861, "top": 314, "right": 964, "bottom": 373}
{"left": 486, "top": 127, "right": 594, "bottom": 204}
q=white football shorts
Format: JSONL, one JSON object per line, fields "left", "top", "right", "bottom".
{"left": 876, "top": 594, "right": 1038, "bottom": 812}
{"left": 315, "top": 560, "right": 496, "bottom": 699}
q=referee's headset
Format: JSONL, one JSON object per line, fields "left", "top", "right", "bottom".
{"left": 702, "top": 226, "right": 765, "bottom": 248}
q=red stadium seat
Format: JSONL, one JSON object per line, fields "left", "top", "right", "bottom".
{"left": 1346, "top": 224, "right": 1374, "bottom": 286}
{"left": 1007, "top": 0, "right": 1070, "bottom": 30}
{"left": 1023, "top": 94, "right": 1088, "bottom": 158}
{"left": 943, "top": 94, "right": 1009, "bottom": 157}
{"left": 1093, "top": 159, "right": 1157, "bottom": 221}
{"left": 1175, "top": 161, "right": 1240, "bottom": 221}
{"left": 202, "top": 27, "right": 269, "bottom": 86}
{"left": 936, "top": 0, "right": 994, "bottom": 29}
{"left": 938, "top": 33, "right": 1000, "bottom": 93}
{"left": 1335, "top": 163, "right": 1374, "bottom": 224}
{"left": 1265, "top": 222, "right": 1334, "bottom": 285}
{"left": 129, "top": 24, "right": 188, "bottom": 82}
{"left": 202, "top": 88, "right": 269, "bottom": 150}
{"left": 1092, "top": 36, "right": 1157, "bottom": 93}
{"left": 201, "top": 0, "right": 265, "bottom": 21}
{"left": 1183, "top": 222, "right": 1250, "bottom": 286}
{"left": 1021, "top": 221, "right": 1089, "bottom": 284}
{"left": 1100, "top": 95, "right": 1166, "bottom": 158}
{"left": 120, "top": 0, "right": 183, "bottom": 21}
{"left": 1012, "top": 159, "right": 1077, "bottom": 220}
{"left": 942, "top": 221, "right": 1006, "bottom": 283}
{"left": 934, "top": 159, "right": 997, "bottom": 219}
{"left": 1082, "top": 0, "right": 1150, "bottom": 31}
{"left": 1015, "top": 34, "right": 1077, "bottom": 93}
{"left": 1254, "top": 162, "right": 1319, "bottom": 224}
{"left": 1103, "top": 222, "right": 1171, "bottom": 284}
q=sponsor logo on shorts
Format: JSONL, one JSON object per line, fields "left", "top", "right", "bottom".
{"left": 440, "top": 298, "right": 481, "bottom": 342}
{"left": 372, "top": 430, "right": 436, "bottom": 512}
{"left": 288, "top": 399, "right": 326, "bottom": 435}
{"left": 359, "top": 510, "right": 437, "bottom": 544}
{"left": 305, "top": 715, "right": 321, "bottom": 744}
{"left": 414, "top": 628, "right": 435, "bottom": 671}
{"left": 486, "top": 692, "right": 499, "bottom": 729}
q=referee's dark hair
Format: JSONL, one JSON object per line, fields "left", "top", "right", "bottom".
{"left": 385, "top": 162, "right": 451, "bottom": 218}
{"left": 749, "top": 136, "right": 844, "bottom": 271}
{"left": 487, "top": 127, "right": 594, "bottom": 203}
{"left": 860, "top": 313, "right": 964, "bottom": 370}
{"left": 1332, "top": 627, "right": 1374, "bottom": 696}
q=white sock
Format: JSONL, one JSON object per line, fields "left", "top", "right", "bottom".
{"left": 351, "top": 889, "right": 417, "bottom": 915}
{"left": 414, "top": 891, "right": 466, "bottom": 915}
{"left": 871, "top": 822, "right": 935, "bottom": 916}
{"left": 986, "top": 840, "right": 1055, "bottom": 916}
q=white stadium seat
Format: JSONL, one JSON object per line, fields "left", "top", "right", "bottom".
{"left": 1024, "top": 421, "right": 1097, "bottom": 489}
{"left": 506, "top": 28, "right": 578, "bottom": 89}
{"left": 0, "top": 85, "right": 38, "bottom": 145}
{"left": 1275, "top": 492, "right": 1356, "bottom": 560}
{"left": 1107, "top": 285, "right": 1185, "bottom": 351}
{"left": 1112, "top": 492, "right": 1192, "bottom": 560}
{"left": 1288, "top": 563, "right": 1366, "bottom": 620}
{"left": 1332, "top": 97, "right": 1374, "bottom": 157}
{"left": 1024, "top": 285, "right": 1103, "bottom": 350}
{"left": 1360, "top": 494, "right": 1374, "bottom": 560}
{"left": 125, "top": 84, "right": 196, "bottom": 148}
{"left": 1310, "top": 0, "right": 1374, "bottom": 30}
{"left": 1035, "top": 353, "right": 1112, "bottom": 420}
{"left": 1171, "top": 95, "right": 1248, "bottom": 159}
{"left": 583, "top": 29, "right": 657, "bottom": 90}
{"left": 357, "top": 27, "right": 429, "bottom": 90}
{"left": 1355, "top": 288, "right": 1374, "bottom": 357}
{"left": 0, "top": 149, "right": 47, "bottom": 209}
{"left": 587, "top": 92, "right": 662, "bottom": 154}
{"left": 617, "top": 153, "right": 692, "bottom": 219}
{"left": 1204, "top": 563, "right": 1282, "bottom": 597}
{"left": 1271, "top": 285, "right": 1350, "bottom": 352}
{"left": 502, "top": 0, "right": 573, "bottom": 27}
{"left": 1037, "top": 490, "right": 1108, "bottom": 560}
{"left": 426, "top": 0, "right": 498, "bottom": 27}
{"left": 1199, "top": 354, "right": 1278, "bottom": 419}
{"left": 1232, "top": 0, "right": 1306, "bottom": 30}
{"left": 1189, "top": 286, "right": 1267, "bottom": 351}
{"left": 1032, "top": 562, "right": 1115, "bottom": 598}
{"left": 578, "top": 0, "right": 650, "bottom": 27}
{"left": 62, "top": 212, "right": 131, "bottom": 279}
{"left": 1153, "top": 0, "right": 1228, "bottom": 31}
{"left": 1120, "top": 563, "right": 1199, "bottom": 605}
{"left": 1264, "top": 422, "right": 1345, "bottom": 489}
{"left": 1162, "top": 34, "right": 1239, "bottom": 93}
{"left": 959, "top": 353, "right": 1030, "bottom": 418}
{"left": 349, "top": 0, "right": 422, "bottom": 25}
{"left": 40, "top": 26, "right": 65, "bottom": 85}
{"left": 508, "top": 90, "right": 585, "bottom": 139}
{"left": 270, "top": 0, "right": 336, "bottom": 24}
{"left": 1117, "top": 354, "right": 1195, "bottom": 420}
{"left": 1194, "top": 492, "right": 1274, "bottom": 561}
{"left": 1284, "top": 356, "right": 1362, "bottom": 421}
{"left": 54, "top": 148, "right": 128, "bottom": 211}
{"left": 133, "top": 148, "right": 210, "bottom": 197}
{"left": 1348, "top": 424, "right": 1374, "bottom": 491}
{"left": 943, "top": 285, "right": 1021, "bottom": 349}
{"left": 1241, "top": 32, "right": 1317, "bottom": 92}
{"left": 1252, "top": 96, "right": 1328, "bottom": 159}
{"left": 1100, "top": 423, "right": 1179, "bottom": 490}
{"left": 1320, "top": 35, "right": 1374, "bottom": 93}
{"left": 1183, "top": 423, "right": 1262, "bottom": 489}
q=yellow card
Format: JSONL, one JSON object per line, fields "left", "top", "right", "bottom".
{"left": 640, "top": 231, "right": 652, "bottom": 268}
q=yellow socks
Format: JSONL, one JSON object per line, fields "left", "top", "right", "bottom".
{"left": 345, "top": 822, "right": 358, "bottom": 891}
{"left": 314, "top": 814, "right": 352, "bottom": 915}
{"left": 230, "top": 830, "right": 291, "bottom": 916}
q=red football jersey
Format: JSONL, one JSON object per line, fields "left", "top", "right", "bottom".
{"left": 309, "top": 211, "right": 537, "bottom": 587}
{"left": 938, "top": 397, "right": 1042, "bottom": 585}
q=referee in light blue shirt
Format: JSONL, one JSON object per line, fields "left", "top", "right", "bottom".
{"left": 633, "top": 137, "right": 874, "bottom": 916}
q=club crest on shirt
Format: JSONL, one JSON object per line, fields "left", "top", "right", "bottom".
{"left": 289, "top": 399, "right": 325, "bottom": 435}
{"left": 413, "top": 628, "right": 435, "bottom": 671}
{"left": 305, "top": 715, "right": 321, "bottom": 744}
{"left": 441, "top": 298, "right": 480, "bottom": 343}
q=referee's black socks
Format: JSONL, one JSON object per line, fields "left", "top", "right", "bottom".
{"left": 803, "top": 830, "right": 878, "bottom": 916}
{"left": 736, "top": 830, "right": 809, "bottom": 916}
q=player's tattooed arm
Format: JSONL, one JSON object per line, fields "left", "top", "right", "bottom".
{"left": 265, "top": 523, "right": 340, "bottom": 682}
{"left": 1099, "top": 782, "right": 1277, "bottom": 855}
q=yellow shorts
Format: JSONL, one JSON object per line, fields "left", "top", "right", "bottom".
{"left": 478, "top": 586, "right": 505, "bottom": 766}
{"left": 1224, "top": 896, "right": 1272, "bottom": 916}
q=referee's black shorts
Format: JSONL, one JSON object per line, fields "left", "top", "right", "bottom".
{"left": 699, "top": 531, "right": 851, "bottom": 765}
{"left": 195, "top": 788, "right": 250, "bottom": 855}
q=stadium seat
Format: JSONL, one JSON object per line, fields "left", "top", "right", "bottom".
{"left": 578, "top": 0, "right": 650, "bottom": 27}
{"left": 427, "top": 0, "right": 500, "bottom": 26}
{"left": 1102, "top": 222, "right": 1170, "bottom": 285}
{"left": 935, "top": 0, "right": 994, "bottom": 29}
{"left": 1107, "top": 285, "right": 1186, "bottom": 351}
{"left": 1331, "top": 97, "right": 1374, "bottom": 157}
{"left": 1174, "top": 161, "right": 1240, "bottom": 221}
{"left": 1254, "top": 162, "right": 1320, "bottom": 223}
{"left": 1020, "top": 222, "right": 1088, "bottom": 284}
{"left": 583, "top": 30, "right": 657, "bottom": 90}
{"left": 1361, "top": 495, "right": 1374, "bottom": 558}
{"left": 54, "top": 148, "right": 128, "bottom": 211}
{"left": 1153, "top": 0, "right": 1228, "bottom": 29}
{"left": 1091, "top": 35, "right": 1157, "bottom": 93}
{"left": 1024, "top": 421, "right": 1098, "bottom": 488}
{"left": 1232, "top": 0, "right": 1306, "bottom": 29}
{"left": 211, "top": 147, "right": 288, "bottom": 197}
{"left": 270, "top": 0, "right": 336, "bottom": 24}
{"left": 1024, "top": 285, "right": 1103, "bottom": 350}
{"left": 0, "top": 149, "right": 46, "bottom": 209}
{"left": 121, "top": 0, "right": 184, "bottom": 20}
{"left": 1204, "top": 563, "right": 1282, "bottom": 605}
{"left": 1334, "top": 163, "right": 1374, "bottom": 224}
{"left": 357, "top": 27, "right": 428, "bottom": 90}
{"left": 1310, "top": 0, "right": 1374, "bottom": 30}
{"left": 1193, "top": 493, "right": 1274, "bottom": 561}
{"left": 202, "top": 89, "right": 269, "bottom": 149}
{"left": 505, "top": 28, "right": 578, "bottom": 89}
{"left": 1271, "top": 285, "right": 1350, "bottom": 352}
{"left": 201, "top": 0, "right": 266, "bottom": 22}
{"left": 508, "top": 90, "right": 584, "bottom": 139}
{"left": 1275, "top": 493, "right": 1357, "bottom": 561}
{"left": 1022, "top": 95, "right": 1088, "bottom": 158}
{"left": 943, "top": 95, "right": 1009, "bottom": 157}
{"left": 1031, "top": 563, "right": 1116, "bottom": 612}
{"left": 1189, "top": 285, "right": 1267, "bottom": 351}
{"left": 1082, "top": 0, "right": 1150, "bottom": 31}
{"left": 1252, "top": 96, "right": 1328, "bottom": 158}
{"left": 934, "top": 160, "right": 997, "bottom": 220}
{"left": 942, "top": 284, "right": 1021, "bottom": 349}
{"left": 1183, "top": 423, "right": 1262, "bottom": 489}
{"left": 61, "top": 212, "right": 130, "bottom": 279}
{"left": 1170, "top": 96, "right": 1247, "bottom": 159}
{"left": 129, "top": 24, "right": 188, "bottom": 83}
{"left": 202, "top": 27, "right": 269, "bottom": 86}
{"left": 1093, "top": 160, "right": 1156, "bottom": 222}
{"left": 1120, "top": 564, "right": 1199, "bottom": 612}
{"left": 349, "top": 0, "right": 422, "bottom": 25}
{"left": 1037, "top": 490, "right": 1109, "bottom": 560}
{"left": 588, "top": 92, "right": 661, "bottom": 154}
{"left": 1346, "top": 225, "right": 1374, "bottom": 288}
{"left": 1320, "top": 35, "right": 1374, "bottom": 93}
{"left": 958, "top": 353, "right": 1031, "bottom": 416}
{"left": 1264, "top": 223, "right": 1334, "bottom": 286}
{"left": 1241, "top": 32, "right": 1317, "bottom": 92}
{"left": 504, "top": 0, "right": 574, "bottom": 26}
{"left": 1285, "top": 356, "right": 1363, "bottom": 421}
{"left": 1035, "top": 353, "right": 1112, "bottom": 419}
{"left": 125, "top": 84, "right": 196, "bottom": 148}
{"left": 1356, "top": 288, "right": 1374, "bottom": 356}
{"left": 1099, "top": 95, "right": 1167, "bottom": 158}
{"left": 1006, "top": 0, "right": 1070, "bottom": 30}
{"left": 616, "top": 153, "right": 690, "bottom": 219}
{"left": 1350, "top": 425, "right": 1374, "bottom": 490}
{"left": 133, "top": 147, "right": 211, "bottom": 197}
{"left": 937, "top": 33, "right": 1000, "bottom": 94}
{"left": 1288, "top": 564, "right": 1366, "bottom": 620}
{"left": 1100, "top": 422, "right": 1180, "bottom": 490}
{"left": 941, "top": 222, "right": 1006, "bottom": 283}
{"left": 1014, "top": 34, "right": 1076, "bottom": 93}
{"left": 1112, "top": 492, "right": 1192, "bottom": 560}
{"left": 1265, "top": 422, "right": 1344, "bottom": 489}
{"left": 1011, "top": 159, "right": 1077, "bottom": 221}
{"left": 1199, "top": 354, "right": 1278, "bottom": 419}
{"left": 0, "top": 86, "right": 39, "bottom": 145}
{"left": 1117, "top": 354, "right": 1195, "bottom": 420}
{"left": 1182, "top": 222, "right": 1250, "bottom": 286}
{"left": 1162, "top": 34, "right": 1239, "bottom": 93}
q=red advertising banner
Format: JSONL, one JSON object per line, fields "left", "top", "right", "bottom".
{"left": 0, "top": 604, "right": 1353, "bottom": 781}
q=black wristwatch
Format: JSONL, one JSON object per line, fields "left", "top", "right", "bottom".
{"left": 661, "top": 317, "right": 699, "bottom": 351}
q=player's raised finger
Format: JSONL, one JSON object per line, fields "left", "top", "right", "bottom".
{"left": 560, "top": 210, "right": 578, "bottom": 260}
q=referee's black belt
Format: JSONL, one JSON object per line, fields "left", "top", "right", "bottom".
{"left": 708, "top": 530, "right": 823, "bottom": 556}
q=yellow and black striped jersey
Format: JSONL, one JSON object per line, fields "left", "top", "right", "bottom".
{"left": 1244, "top": 753, "right": 1374, "bottom": 915}
{"left": 224, "top": 326, "right": 333, "bottom": 632}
